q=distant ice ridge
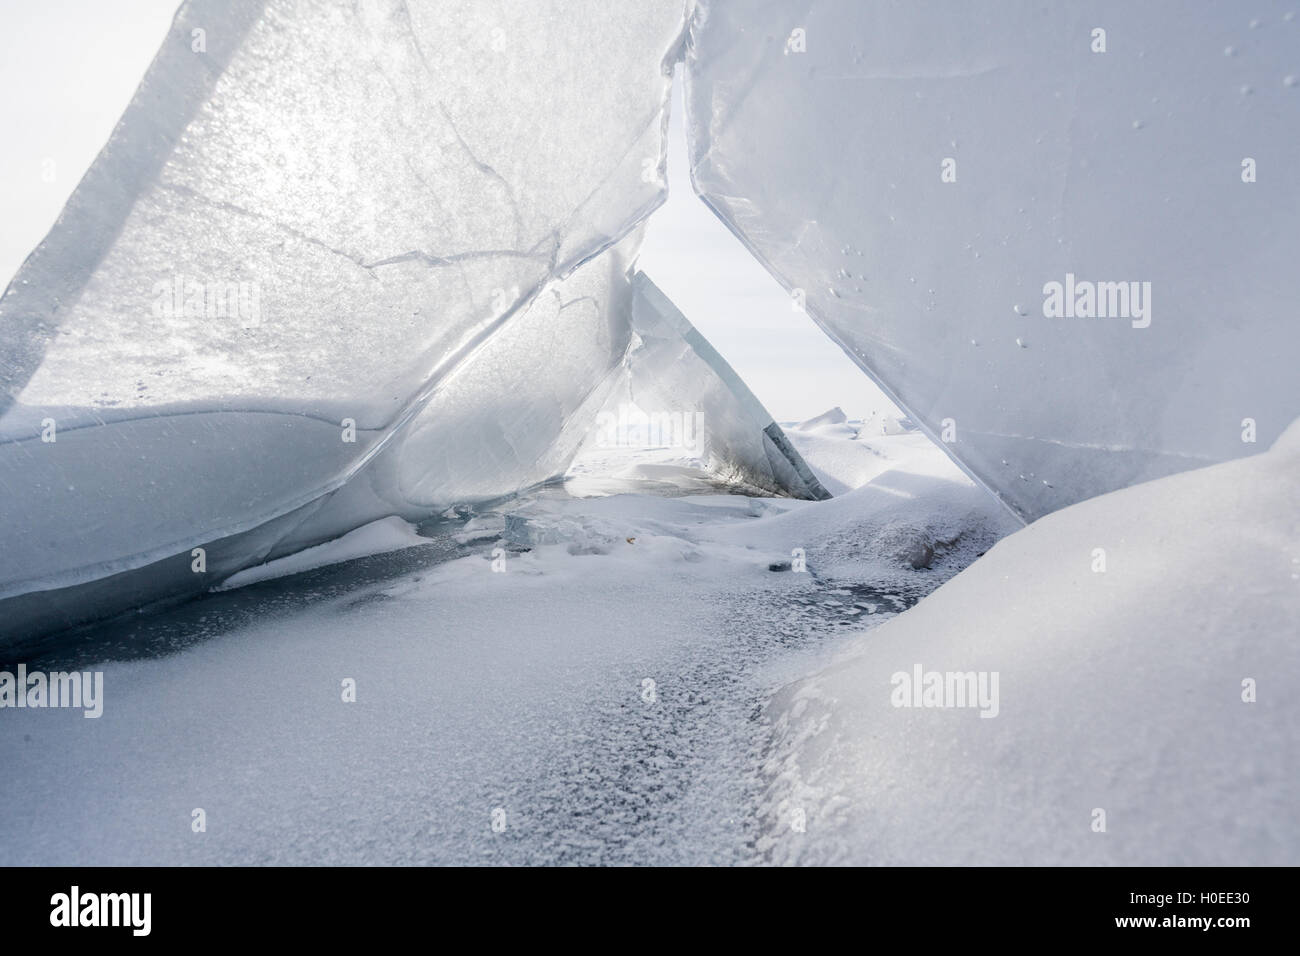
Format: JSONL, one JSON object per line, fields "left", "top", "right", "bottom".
{"left": 796, "top": 407, "right": 847, "bottom": 430}
{"left": 685, "top": 0, "right": 1300, "bottom": 520}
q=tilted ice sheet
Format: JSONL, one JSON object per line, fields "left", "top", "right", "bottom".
{"left": 610, "top": 272, "right": 829, "bottom": 500}
{"left": 685, "top": 0, "right": 1300, "bottom": 520}
{"left": 0, "top": 0, "right": 688, "bottom": 641}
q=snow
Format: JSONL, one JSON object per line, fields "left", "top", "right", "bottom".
{"left": 685, "top": 0, "right": 1300, "bottom": 520}
{"left": 796, "top": 407, "right": 847, "bottom": 430}
{"left": 783, "top": 410, "right": 945, "bottom": 498}
{"left": 0, "top": 425, "right": 1013, "bottom": 865}
{"left": 755, "top": 417, "right": 1300, "bottom": 865}
{"left": 1, "top": 400, "right": 1290, "bottom": 865}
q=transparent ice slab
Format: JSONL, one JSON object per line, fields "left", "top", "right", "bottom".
{"left": 0, "top": 0, "right": 688, "bottom": 642}
{"left": 606, "top": 272, "right": 829, "bottom": 500}
{"left": 684, "top": 0, "right": 1300, "bottom": 520}
{"left": 1, "top": 226, "right": 648, "bottom": 645}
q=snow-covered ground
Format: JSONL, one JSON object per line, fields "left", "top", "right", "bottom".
{"left": 783, "top": 406, "right": 927, "bottom": 495}
{"left": 2, "top": 414, "right": 1294, "bottom": 865}
{"left": 0, "top": 417, "right": 1013, "bottom": 865}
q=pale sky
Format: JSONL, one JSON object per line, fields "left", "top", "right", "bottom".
{"left": 0, "top": 0, "right": 178, "bottom": 286}
{"left": 638, "top": 67, "right": 897, "bottom": 423}
{"left": 0, "top": 7, "right": 894, "bottom": 423}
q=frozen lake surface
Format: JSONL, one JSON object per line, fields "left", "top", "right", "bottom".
{"left": 2, "top": 436, "right": 997, "bottom": 865}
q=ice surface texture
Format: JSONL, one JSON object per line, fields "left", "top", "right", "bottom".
{"left": 685, "top": 0, "right": 1300, "bottom": 520}
{"left": 0, "top": 0, "right": 689, "bottom": 641}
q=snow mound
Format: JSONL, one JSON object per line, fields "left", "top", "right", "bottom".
{"left": 757, "top": 418, "right": 1300, "bottom": 865}
{"left": 796, "top": 407, "right": 847, "bottom": 430}
{"left": 719, "top": 446, "right": 1019, "bottom": 589}
{"left": 785, "top": 423, "right": 955, "bottom": 499}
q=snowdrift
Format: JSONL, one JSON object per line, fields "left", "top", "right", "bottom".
{"left": 758, "top": 418, "right": 1300, "bottom": 865}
